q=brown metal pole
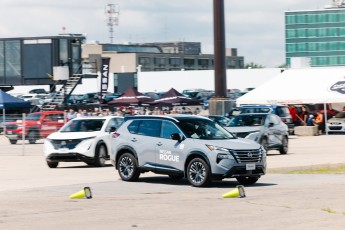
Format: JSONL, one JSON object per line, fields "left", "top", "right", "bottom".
{"left": 213, "top": 0, "right": 227, "bottom": 98}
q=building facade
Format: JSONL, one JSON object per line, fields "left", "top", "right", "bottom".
{"left": 285, "top": 1, "right": 345, "bottom": 67}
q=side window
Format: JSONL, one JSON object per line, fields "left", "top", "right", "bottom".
{"left": 138, "top": 120, "right": 161, "bottom": 137}
{"left": 127, "top": 120, "right": 141, "bottom": 134}
{"left": 161, "top": 121, "right": 182, "bottom": 139}
{"left": 44, "top": 115, "right": 53, "bottom": 121}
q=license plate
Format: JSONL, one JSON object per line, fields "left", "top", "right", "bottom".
{"left": 7, "top": 131, "right": 12, "bottom": 134}
{"left": 59, "top": 148, "right": 69, "bottom": 153}
{"left": 246, "top": 163, "right": 255, "bottom": 170}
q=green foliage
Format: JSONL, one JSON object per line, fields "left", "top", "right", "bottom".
{"left": 244, "top": 62, "right": 265, "bottom": 69}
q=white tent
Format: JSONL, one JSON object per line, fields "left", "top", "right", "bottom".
{"left": 236, "top": 67, "right": 345, "bottom": 105}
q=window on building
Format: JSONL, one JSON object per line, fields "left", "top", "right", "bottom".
{"left": 318, "top": 14, "right": 327, "bottom": 23}
{"left": 329, "top": 56, "right": 338, "bottom": 65}
{"left": 307, "top": 14, "right": 317, "bottom": 23}
{"left": 286, "top": 44, "right": 296, "bottom": 52}
{"left": 308, "top": 43, "right": 317, "bottom": 51}
{"left": 286, "top": 29, "right": 296, "bottom": 38}
{"left": 318, "top": 57, "right": 329, "bottom": 66}
{"left": 0, "top": 41, "right": 4, "bottom": 77}
{"left": 138, "top": 57, "right": 151, "bottom": 65}
{"left": 339, "top": 42, "right": 345, "bottom": 50}
{"left": 328, "top": 13, "right": 338, "bottom": 22}
{"left": 296, "top": 43, "right": 306, "bottom": 52}
{"left": 339, "top": 13, "right": 345, "bottom": 22}
{"left": 59, "top": 39, "right": 68, "bottom": 65}
{"left": 329, "top": 42, "right": 338, "bottom": 51}
{"left": 319, "top": 43, "right": 328, "bottom": 51}
{"left": 183, "top": 58, "right": 195, "bottom": 66}
{"left": 339, "top": 28, "right": 345, "bottom": 36}
{"left": 286, "top": 15, "right": 296, "bottom": 24}
{"left": 307, "top": 28, "right": 318, "bottom": 37}
{"left": 339, "top": 56, "right": 345, "bottom": 64}
{"left": 5, "top": 40, "right": 21, "bottom": 77}
{"left": 154, "top": 57, "right": 166, "bottom": 65}
{"left": 198, "top": 59, "right": 209, "bottom": 66}
{"left": 296, "top": 14, "right": 306, "bottom": 23}
{"left": 327, "top": 28, "right": 338, "bottom": 37}
{"left": 319, "top": 28, "right": 327, "bottom": 37}
{"left": 296, "top": 29, "right": 306, "bottom": 37}
{"left": 169, "top": 57, "right": 181, "bottom": 66}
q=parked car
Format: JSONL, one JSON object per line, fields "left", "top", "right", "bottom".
{"left": 5, "top": 111, "right": 66, "bottom": 144}
{"left": 29, "top": 88, "right": 48, "bottom": 94}
{"left": 207, "top": 115, "right": 232, "bottom": 127}
{"left": 228, "top": 105, "right": 294, "bottom": 135}
{"left": 224, "top": 113, "right": 289, "bottom": 154}
{"left": 44, "top": 116, "right": 124, "bottom": 168}
{"left": 110, "top": 115, "right": 266, "bottom": 187}
{"left": 67, "top": 94, "right": 84, "bottom": 104}
{"left": 326, "top": 111, "right": 345, "bottom": 134}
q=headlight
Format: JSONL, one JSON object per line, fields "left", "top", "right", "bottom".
{"left": 259, "top": 146, "right": 266, "bottom": 155}
{"left": 206, "top": 145, "right": 229, "bottom": 152}
{"left": 80, "top": 136, "right": 96, "bottom": 141}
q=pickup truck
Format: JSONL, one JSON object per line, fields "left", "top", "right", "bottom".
{"left": 5, "top": 111, "right": 65, "bottom": 144}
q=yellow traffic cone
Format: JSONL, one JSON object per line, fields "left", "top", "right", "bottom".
{"left": 222, "top": 185, "right": 246, "bottom": 198}
{"left": 70, "top": 187, "right": 92, "bottom": 199}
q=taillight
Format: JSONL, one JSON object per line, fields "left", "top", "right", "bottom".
{"left": 112, "top": 132, "right": 120, "bottom": 138}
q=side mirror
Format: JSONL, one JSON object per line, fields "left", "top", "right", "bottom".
{"left": 109, "top": 126, "right": 117, "bottom": 133}
{"left": 171, "top": 133, "right": 182, "bottom": 142}
{"left": 268, "top": 122, "right": 274, "bottom": 127}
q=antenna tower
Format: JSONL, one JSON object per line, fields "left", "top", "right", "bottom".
{"left": 105, "top": 3, "right": 120, "bottom": 44}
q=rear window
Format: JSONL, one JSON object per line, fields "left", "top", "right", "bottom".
{"left": 241, "top": 107, "right": 271, "bottom": 113}
{"left": 127, "top": 120, "right": 141, "bottom": 134}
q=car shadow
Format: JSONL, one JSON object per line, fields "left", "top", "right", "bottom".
{"left": 136, "top": 176, "right": 277, "bottom": 188}
{"left": 57, "top": 163, "right": 113, "bottom": 169}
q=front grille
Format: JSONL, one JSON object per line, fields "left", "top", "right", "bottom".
{"left": 50, "top": 139, "right": 83, "bottom": 150}
{"left": 230, "top": 149, "right": 262, "bottom": 163}
{"left": 5, "top": 124, "right": 18, "bottom": 130}
{"left": 329, "top": 126, "right": 342, "bottom": 130}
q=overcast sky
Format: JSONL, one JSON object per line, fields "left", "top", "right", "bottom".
{"left": 0, "top": 0, "right": 331, "bottom": 67}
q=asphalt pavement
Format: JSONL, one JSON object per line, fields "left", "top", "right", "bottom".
{"left": 0, "top": 134, "right": 344, "bottom": 229}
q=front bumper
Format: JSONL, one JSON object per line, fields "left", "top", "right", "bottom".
{"left": 46, "top": 153, "right": 94, "bottom": 163}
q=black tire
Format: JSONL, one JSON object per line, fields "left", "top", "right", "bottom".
{"left": 28, "top": 131, "right": 37, "bottom": 144}
{"left": 236, "top": 176, "right": 259, "bottom": 185}
{"left": 260, "top": 137, "right": 269, "bottom": 152}
{"left": 169, "top": 174, "right": 184, "bottom": 180}
{"left": 47, "top": 161, "right": 59, "bottom": 168}
{"left": 9, "top": 139, "right": 17, "bottom": 144}
{"left": 186, "top": 158, "right": 211, "bottom": 187}
{"left": 94, "top": 144, "right": 107, "bottom": 167}
{"left": 279, "top": 136, "right": 288, "bottom": 154}
{"left": 117, "top": 153, "right": 140, "bottom": 182}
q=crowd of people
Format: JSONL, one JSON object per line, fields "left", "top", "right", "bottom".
{"left": 66, "top": 106, "right": 202, "bottom": 121}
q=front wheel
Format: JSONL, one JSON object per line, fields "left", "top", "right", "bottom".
{"left": 94, "top": 144, "right": 107, "bottom": 167}
{"left": 117, "top": 153, "right": 140, "bottom": 182}
{"left": 279, "top": 136, "right": 288, "bottom": 154}
{"left": 9, "top": 139, "right": 17, "bottom": 144}
{"left": 236, "top": 176, "right": 259, "bottom": 185}
{"left": 187, "top": 158, "right": 211, "bottom": 187}
{"left": 28, "top": 131, "right": 37, "bottom": 144}
{"left": 47, "top": 161, "right": 59, "bottom": 168}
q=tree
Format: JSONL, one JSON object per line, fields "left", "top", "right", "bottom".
{"left": 245, "top": 62, "right": 265, "bottom": 69}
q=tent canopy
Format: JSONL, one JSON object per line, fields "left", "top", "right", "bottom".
{"left": 151, "top": 88, "right": 203, "bottom": 107}
{"left": 0, "top": 89, "right": 31, "bottom": 110}
{"left": 237, "top": 67, "right": 345, "bottom": 105}
{"left": 107, "top": 87, "right": 153, "bottom": 107}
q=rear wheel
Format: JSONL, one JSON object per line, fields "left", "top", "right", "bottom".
{"left": 47, "top": 161, "right": 59, "bottom": 168}
{"left": 117, "top": 153, "right": 140, "bottom": 181}
{"left": 94, "top": 144, "right": 107, "bottom": 167}
{"left": 187, "top": 158, "right": 211, "bottom": 187}
{"left": 28, "top": 131, "right": 37, "bottom": 144}
{"left": 279, "top": 136, "right": 288, "bottom": 154}
{"left": 9, "top": 139, "right": 17, "bottom": 144}
{"left": 236, "top": 176, "right": 259, "bottom": 185}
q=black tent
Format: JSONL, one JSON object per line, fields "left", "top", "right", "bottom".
{"left": 0, "top": 90, "right": 31, "bottom": 110}
{"left": 107, "top": 87, "right": 154, "bottom": 107}
{"left": 151, "top": 88, "right": 203, "bottom": 107}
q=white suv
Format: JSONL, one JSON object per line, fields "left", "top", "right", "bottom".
{"left": 110, "top": 115, "right": 266, "bottom": 187}
{"left": 44, "top": 116, "right": 123, "bottom": 168}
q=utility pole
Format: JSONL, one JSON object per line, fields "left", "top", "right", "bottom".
{"left": 105, "top": 4, "right": 120, "bottom": 44}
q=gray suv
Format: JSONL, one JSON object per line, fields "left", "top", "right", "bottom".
{"left": 110, "top": 115, "right": 266, "bottom": 187}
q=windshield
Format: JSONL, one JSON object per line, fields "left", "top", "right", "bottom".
{"left": 229, "top": 115, "right": 266, "bottom": 127}
{"left": 26, "top": 114, "right": 42, "bottom": 121}
{"left": 60, "top": 119, "right": 105, "bottom": 132}
{"left": 177, "top": 119, "right": 235, "bottom": 140}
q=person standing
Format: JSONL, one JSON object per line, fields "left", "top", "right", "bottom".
{"left": 314, "top": 111, "right": 324, "bottom": 134}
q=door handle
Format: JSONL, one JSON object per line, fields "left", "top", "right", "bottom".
{"left": 131, "top": 138, "right": 137, "bottom": 142}
{"left": 157, "top": 142, "right": 162, "bottom": 146}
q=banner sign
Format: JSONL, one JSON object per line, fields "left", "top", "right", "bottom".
{"left": 100, "top": 58, "right": 111, "bottom": 100}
